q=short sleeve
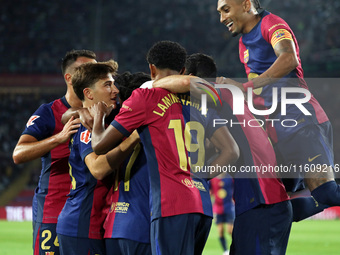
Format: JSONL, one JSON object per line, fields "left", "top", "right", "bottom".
{"left": 22, "top": 103, "right": 55, "bottom": 140}
{"left": 111, "top": 88, "right": 147, "bottom": 136}
{"left": 261, "top": 14, "right": 293, "bottom": 48}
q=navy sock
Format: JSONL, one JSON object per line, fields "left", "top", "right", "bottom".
{"left": 290, "top": 197, "right": 328, "bottom": 222}
{"left": 219, "top": 237, "right": 227, "bottom": 251}
{"left": 311, "top": 180, "right": 340, "bottom": 206}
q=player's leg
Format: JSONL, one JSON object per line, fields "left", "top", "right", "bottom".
{"left": 194, "top": 214, "right": 212, "bottom": 255}
{"left": 58, "top": 234, "right": 105, "bottom": 255}
{"left": 106, "top": 238, "right": 151, "bottom": 255}
{"left": 150, "top": 213, "right": 207, "bottom": 255}
{"left": 34, "top": 223, "right": 60, "bottom": 255}
{"left": 230, "top": 200, "right": 292, "bottom": 255}
{"left": 275, "top": 123, "right": 339, "bottom": 220}
{"left": 216, "top": 214, "right": 228, "bottom": 253}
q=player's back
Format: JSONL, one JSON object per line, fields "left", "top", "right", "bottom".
{"left": 218, "top": 89, "right": 289, "bottom": 215}
{"left": 104, "top": 143, "right": 150, "bottom": 243}
{"left": 22, "top": 96, "right": 71, "bottom": 224}
{"left": 112, "top": 87, "right": 211, "bottom": 220}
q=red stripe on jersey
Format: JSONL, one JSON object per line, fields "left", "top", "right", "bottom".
{"left": 103, "top": 186, "right": 118, "bottom": 238}
{"left": 34, "top": 226, "right": 40, "bottom": 255}
{"left": 239, "top": 38, "right": 251, "bottom": 77}
{"left": 88, "top": 180, "right": 111, "bottom": 239}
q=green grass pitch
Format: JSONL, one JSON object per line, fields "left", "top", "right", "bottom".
{"left": 0, "top": 220, "right": 340, "bottom": 254}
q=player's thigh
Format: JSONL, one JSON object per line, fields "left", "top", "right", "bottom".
{"left": 106, "top": 238, "right": 151, "bottom": 255}
{"left": 275, "top": 123, "right": 334, "bottom": 191}
{"left": 231, "top": 200, "right": 292, "bottom": 255}
{"left": 58, "top": 234, "right": 105, "bottom": 255}
{"left": 33, "top": 222, "right": 60, "bottom": 255}
{"left": 150, "top": 213, "right": 209, "bottom": 255}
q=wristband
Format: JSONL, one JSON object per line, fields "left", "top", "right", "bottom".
{"left": 242, "top": 80, "right": 254, "bottom": 91}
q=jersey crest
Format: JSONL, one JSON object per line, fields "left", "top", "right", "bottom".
{"left": 26, "top": 115, "right": 40, "bottom": 127}
{"left": 80, "top": 130, "right": 91, "bottom": 144}
{"left": 244, "top": 49, "right": 249, "bottom": 63}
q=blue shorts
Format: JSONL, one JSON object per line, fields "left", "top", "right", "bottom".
{"left": 231, "top": 200, "right": 292, "bottom": 255}
{"left": 58, "top": 234, "right": 105, "bottom": 255}
{"left": 151, "top": 213, "right": 212, "bottom": 255}
{"left": 33, "top": 222, "right": 60, "bottom": 255}
{"left": 105, "top": 238, "right": 151, "bottom": 255}
{"left": 215, "top": 210, "right": 235, "bottom": 224}
{"left": 275, "top": 122, "right": 334, "bottom": 192}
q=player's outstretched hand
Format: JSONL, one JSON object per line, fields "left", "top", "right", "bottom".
{"left": 56, "top": 116, "right": 81, "bottom": 144}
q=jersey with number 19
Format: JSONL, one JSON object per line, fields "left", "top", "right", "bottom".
{"left": 111, "top": 88, "right": 210, "bottom": 221}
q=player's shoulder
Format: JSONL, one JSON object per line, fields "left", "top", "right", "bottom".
{"left": 131, "top": 87, "right": 170, "bottom": 98}
{"left": 261, "top": 11, "right": 291, "bottom": 32}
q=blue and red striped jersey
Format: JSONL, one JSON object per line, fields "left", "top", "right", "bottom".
{"left": 218, "top": 89, "right": 289, "bottom": 216}
{"left": 104, "top": 143, "right": 150, "bottom": 243}
{"left": 56, "top": 125, "right": 111, "bottom": 239}
{"left": 210, "top": 176, "right": 234, "bottom": 215}
{"left": 239, "top": 10, "right": 328, "bottom": 143}
{"left": 111, "top": 88, "right": 210, "bottom": 220}
{"left": 22, "top": 96, "right": 71, "bottom": 224}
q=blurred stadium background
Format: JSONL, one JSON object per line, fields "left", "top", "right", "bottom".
{"left": 0, "top": 0, "right": 340, "bottom": 254}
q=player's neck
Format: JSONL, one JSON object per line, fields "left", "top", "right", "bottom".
{"left": 154, "top": 69, "right": 180, "bottom": 81}
{"left": 65, "top": 88, "right": 82, "bottom": 108}
{"left": 243, "top": 14, "right": 261, "bottom": 34}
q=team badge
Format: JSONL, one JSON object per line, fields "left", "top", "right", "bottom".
{"left": 26, "top": 115, "right": 40, "bottom": 128}
{"left": 244, "top": 49, "right": 249, "bottom": 63}
{"left": 181, "top": 178, "right": 195, "bottom": 188}
{"left": 80, "top": 130, "right": 91, "bottom": 144}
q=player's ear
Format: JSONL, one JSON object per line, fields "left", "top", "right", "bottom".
{"left": 179, "top": 67, "right": 186, "bottom": 75}
{"left": 149, "top": 64, "right": 157, "bottom": 80}
{"left": 65, "top": 73, "right": 72, "bottom": 84}
{"left": 243, "top": 0, "right": 252, "bottom": 13}
{"left": 83, "top": 88, "right": 93, "bottom": 101}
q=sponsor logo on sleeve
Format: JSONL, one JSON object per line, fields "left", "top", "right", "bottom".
{"left": 80, "top": 130, "right": 91, "bottom": 144}
{"left": 26, "top": 115, "right": 40, "bottom": 128}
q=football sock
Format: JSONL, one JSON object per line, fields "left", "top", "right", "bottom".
{"left": 311, "top": 180, "right": 340, "bottom": 206}
{"left": 219, "top": 237, "right": 227, "bottom": 251}
{"left": 290, "top": 196, "right": 328, "bottom": 222}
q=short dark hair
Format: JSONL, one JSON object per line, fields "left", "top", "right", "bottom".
{"left": 185, "top": 53, "right": 217, "bottom": 78}
{"left": 146, "top": 41, "right": 187, "bottom": 72}
{"left": 61, "top": 49, "right": 96, "bottom": 75}
{"left": 115, "top": 71, "right": 151, "bottom": 101}
{"left": 72, "top": 60, "right": 118, "bottom": 101}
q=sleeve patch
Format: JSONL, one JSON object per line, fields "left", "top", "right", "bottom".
{"left": 26, "top": 115, "right": 40, "bottom": 128}
{"left": 80, "top": 130, "right": 91, "bottom": 144}
{"left": 270, "top": 29, "right": 293, "bottom": 47}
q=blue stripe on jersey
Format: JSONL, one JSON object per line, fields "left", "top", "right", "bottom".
{"left": 139, "top": 127, "right": 161, "bottom": 221}
{"left": 78, "top": 182, "right": 95, "bottom": 237}
{"left": 111, "top": 120, "right": 131, "bottom": 137}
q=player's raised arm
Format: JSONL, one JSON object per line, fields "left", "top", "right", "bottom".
{"left": 12, "top": 116, "right": 80, "bottom": 164}
{"left": 250, "top": 38, "right": 299, "bottom": 90}
{"left": 152, "top": 75, "right": 191, "bottom": 92}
